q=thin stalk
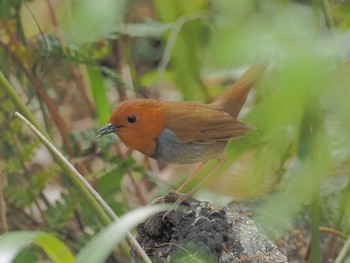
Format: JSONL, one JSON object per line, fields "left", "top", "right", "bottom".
{"left": 0, "top": 38, "right": 73, "bottom": 155}
{"left": 14, "top": 111, "right": 151, "bottom": 263}
{"left": 0, "top": 72, "right": 111, "bottom": 224}
{"left": 0, "top": 71, "right": 47, "bottom": 138}
{"left": 0, "top": 71, "right": 145, "bottom": 259}
{"left": 334, "top": 236, "right": 350, "bottom": 263}
{"left": 14, "top": 113, "right": 112, "bottom": 220}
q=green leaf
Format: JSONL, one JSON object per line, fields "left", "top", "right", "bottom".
{"left": 45, "top": 194, "right": 79, "bottom": 229}
{"left": 4, "top": 185, "right": 35, "bottom": 207}
{"left": 0, "top": 231, "right": 74, "bottom": 263}
{"left": 0, "top": 0, "right": 26, "bottom": 19}
{"left": 86, "top": 66, "right": 110, "bottom": 126}
{"left": 75, "top": 205, "right": 167, "bottom": 263}
{"left": 96, "top": 168, "right": 124, "bottom": 197}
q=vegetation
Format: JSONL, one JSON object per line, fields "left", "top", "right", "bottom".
{"left": 0, "top": 0, "right": 350, "bottom": 262}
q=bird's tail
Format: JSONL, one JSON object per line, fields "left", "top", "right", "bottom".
{"left": 210, "top": 59, "right": 269, "bottom": 117}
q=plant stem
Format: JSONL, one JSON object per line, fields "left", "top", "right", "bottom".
{"left": 13, "top": 110, "right": 151, "bottom": 262}
{"left": 0, "top": 72, "right": 48, "bottom": 138}
{"left": 0, "top": 72, "right": 112, "bottom": 223}
{"left": 335, "top": 235, "right": 350, "bottom": 263}
{"left": 0, "top": 71, "right": 144, "bottom": 262}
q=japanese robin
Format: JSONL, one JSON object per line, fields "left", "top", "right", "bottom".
{"left": 97, "top": 60, "right": 268, "bottom": 196}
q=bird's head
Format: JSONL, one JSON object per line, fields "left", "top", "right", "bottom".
{"left": 97, "top": 98, "right": 165, "bottom": 156}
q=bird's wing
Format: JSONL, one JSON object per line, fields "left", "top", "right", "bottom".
{"left": 163, "top": 102, "right": 253, "bottom": 144}
{"left": 194, "top": 115, "right": 252, "bottom": 143}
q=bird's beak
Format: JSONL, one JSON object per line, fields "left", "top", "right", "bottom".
{"left": 96, "top": 123, "right": 120, "bottom": 138}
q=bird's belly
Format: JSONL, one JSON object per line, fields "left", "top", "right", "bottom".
{"left": 151, "top": 129, "right": 227, "bottom": 164}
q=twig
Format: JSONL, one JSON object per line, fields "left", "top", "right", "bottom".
{"left": 319, "top": 226, "right": 347, "bottom": 240}
{"left": 14, "top": 112, "right": 152, "bottom": 263}
{"left": 127, "top": 171, "right": 148, "bottom": 205}
{"left": 2, "top": 20, "right": 21, "bottom": 47}
{"left": 10, "top": 203, "right": 42, "bottom": 229}
{"left": 70, "top": 65, "right": 94, "bottom": 115}
{"left": 46, "top": 0, "right": 58, "bottom": 26}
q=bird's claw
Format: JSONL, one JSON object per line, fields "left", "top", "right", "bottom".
{"left": 162, "top": 192, "right": 192, "bottom": 220}
{"left": 147, "top": 196, "right": 166, "bottom": 206}
{"left": 148, "top": 190, "right": 193, "bottom": 220}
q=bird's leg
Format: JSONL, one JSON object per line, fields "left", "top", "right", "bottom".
{"left": 148, "top": 161, "right": 208, "bottom": 206}
{"left": 182, "top": 157, "right": 224, "bottom": 196}
{"left": 176, "top": 161, "right": 208, "bottom": 193}
{"left": 148, "top": 161, "right": 208, "bottom": 207}
{"left": 163, "top": 157, "right": 225, "bottom": 219}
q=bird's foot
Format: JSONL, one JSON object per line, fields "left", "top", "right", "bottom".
{"left": 162, "top": 191, "right": 192, "bottom": 220}
{"left": 148, "top": 190, "right": 194, "bottom": 220}
{"left": 147, "top": 196, "right": 166, "bottom": 206}
{"left": 147, "top": 190, "right": 180, "bottom": 206}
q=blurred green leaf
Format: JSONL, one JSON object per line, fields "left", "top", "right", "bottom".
{"left": 0, "top": 0, "right": 27, "bottom": 18}
{"left": 0, "top": 231, "right": 74, "bottom": 263}
{"left": 59, "top": 0, "right": 126, "bottom": 45}
{"left": 140, "top": 70, "right": 174, "bottom": 87}
{"left": 97, "top": 168, "right": 124, "bottom": 197}
{"left": 75, "top": 205, "right": 167, "bottom": 263}
{"left": 12, "top": 249, "right": 37, "bottom": 263}
{"left": 4, "top": 185, "right": 35, "bottom": 207}
{"left": 86, "top": 66, "right": 110, "bottom": 126}
{"left": 1, "top": 1, "right": 350, "bottom": 262}
{"left": 45, "top": 194, "right": 79, "bottom": 229}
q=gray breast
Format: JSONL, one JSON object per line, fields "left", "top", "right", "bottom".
{"left": 151, "top": 129, "right": 227, "bottom": 164}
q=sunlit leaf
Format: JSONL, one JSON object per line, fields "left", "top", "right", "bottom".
{"left": 0, "top": 231, "right": 74, "bottom": 263}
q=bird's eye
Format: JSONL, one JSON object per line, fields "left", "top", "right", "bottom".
{"left": 128, "top": 115, "right": 137, "bottom": 123}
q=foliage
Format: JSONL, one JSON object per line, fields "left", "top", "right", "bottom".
{"left": 0, "top": 205, "right": 164, "bottom": 263}
{"left": 0, "top": 0, "right": 350, "bottom": 262}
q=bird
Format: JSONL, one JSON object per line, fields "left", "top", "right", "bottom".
{"left": 97, "top": 60, "right": 268, "bottom": 198}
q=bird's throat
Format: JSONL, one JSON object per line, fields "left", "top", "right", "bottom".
{"left": 117, "top": 131, "right": 157, "bottom": 157}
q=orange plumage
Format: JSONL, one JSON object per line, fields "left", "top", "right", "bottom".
{"left": 97, "top": 60, "right": 268, "bottom": 193}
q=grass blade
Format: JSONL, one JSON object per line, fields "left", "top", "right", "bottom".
{"left": 14, "top": 112, "right": 150, "bottom": 262}
{"left": 75, "top": 205, "right": 167, "bottom": 263}
{"left": 86, "top": 66, "right": 110, "bottom": 126}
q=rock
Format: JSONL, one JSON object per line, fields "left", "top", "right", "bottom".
{"left": 131, "top": 192, "right": 287, "bottom": 263}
